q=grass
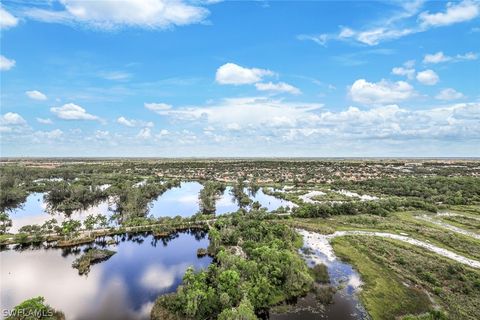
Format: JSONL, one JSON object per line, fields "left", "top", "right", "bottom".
{"left": 332, "top": 235, "right": 480, "bottom": 320}
{"left": 438, "top": 214, "right": 480, "bottom": 233}
{"left": 286, "top": 210, "right": 480, "bottom": 261}
{"left": 332, "top": 236, "right": 432, "bottom": 320}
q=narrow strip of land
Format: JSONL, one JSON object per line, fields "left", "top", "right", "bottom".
{"left": 415, "top": 214, "right": 480, "bottom": 240}
{"left": 326, "top": 230, "right": 480, "bottom": 269}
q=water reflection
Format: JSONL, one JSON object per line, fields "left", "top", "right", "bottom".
{"left": 271, "top": 230, "right": 369, "bottom": 320}
{"left": 1, "top": 231, "right": 212, "bottom": 320}
{"left": 148, "top": 182, "right": 203, "bottom": 218}
{"left": 249, "top": 188, "right": 295, "bottom": 212}
{"left": 8, "top": 193, "right": 116, "bottom": 233}
{"left": 216, "top": 186, "right": 240, "bottom": 215}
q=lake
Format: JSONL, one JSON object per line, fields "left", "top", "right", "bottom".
{"left": 0, "top": 231, "right": 211, "bottom": 320}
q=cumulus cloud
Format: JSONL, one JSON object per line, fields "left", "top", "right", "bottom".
{"left": 215, "top": 63, "right": 274, "bottom": 85}
{"left": 349, "top": 79, "right": 416, "bottom": 104}
{"left": 391, "top": 60, "right": 416, "bottom": 79}
{"left": 36, "top": 129, "right": 63, "bottom": 139}
{"left": 117, "top": 116, "right": 153, "bottom": 127}
{"left": 155, "top": 97, "right": 323, "bottom": 128}
{"left": 423, "top": 51, "right": 478, "bottom": 63}
{"left": 416, "top": 69, "right": 439, "bottom": 85}
{"left": 456, "top": 52, "right": 478, "bottom": 60}
{"left": 50, "top": 103, "right": 100, "bottom": 121}
{"left": 144, "top": 102, "right": 173, "bottom": 114}
{"left": 0, "top": 55, "right": 15, "bottom": 71}
{"left": 23, "top": 0, "right": 211, "bottom": 30}
{"left": 0, "top": 6, "right": 18, "bottom": 29}
{"left": 419, "top": 0, "right": 480, "bottom": 27}
{"left": 136, "top": 127, "right": 152, "bottom": 139}
{"left": 152, "top": 96, "right": 480, "bottom": 146}
{"left": 1, "top": 112, "right": 27, "bottom": 126}
{"left": 436, "top": 88, "right": 465, "bottom": 100}
{"left": 36, "top": 118, "right": 53, "bottom": 124}
{"left": 423, "top": 51, "right": 450, "bottom": 64}
{"left": 26, "top": 90, "right": 48, "bottom": 101}
{"left": 255, "top": 82, "right": 301, "bottom": 95}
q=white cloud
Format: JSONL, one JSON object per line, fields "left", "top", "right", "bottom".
{"left": 36, "top": 118, "right": 53, "bottom": 124}
{"left": 423, "top": 51, "right": 451, "bottom": 64}
{"left": 156, "top": 97, "right": 323, "bottom": 129}
{"left": 94, "top": 130, "right": 110, "bottom": 139}
{"left": 297, "top": 34, "right": 328, "bottom": 46}
{"left": 24, "top": 0, "right": 211, "bottom": 30}
{"left": 26, "top": 90, "right": 48, "bottom": 101}
{"left": 136, "top": 127, "right": 152, "bottom": 139}
{"left": 1, "top": 112, "right": 27, "bottom": 126}
{"left": 226, "top": 122, "right": 241, "bottom": 131}
{"left": 436, "top": 88, "right": 465, "bottom": 100}
{"left": 456, "top": 52, "right": 478, "bottom": 60}
{"left": 36, "top": 129, "right": 63, "bottom": 139}
{"left": 423, "top": 51, "right": 478, "bottom": 63}
{"left": 0, "top": 55, "right": 15, "bottom": 71}
{"left": 392, "top": 60, "right": 416, "bottom": 79}
{"left": 117, "top": 116, "right": 153, "bottom": 127}
{"left": 215, "top": 63, "right": 274, "bottom": 85}
{"left": 349, "top": 79, "right": 416, "bottom": 104}
{"left": 419, "top": 0, "right": 480, "bottom": 27}
{"left": 391, "top": 67, "right": 416, "bottom": 79}
{"left": 144, "top": 102, "right": 173, "bottom": 114}
{"left": 0, "top": 6, "right": 18, "bottom": 29}
{"left": 153, "top": 96, "right": 480, "bottom": 146}
{"left": 255, "top": 82, "right": 301, "bottom": 95}
{"left": 300, "top": 1, "right": 480, "bottom": 46}
{"left": 157, "top": 129, "right": 170, "bottom": 138}
{"left": 355, "top": 28, "right": 415, "bottom": 46}
{"left": 416, "top": 69, "right": 439, "bottom": 85}
{"left": 50, "top": 103, "right": 100, "bottom": 121}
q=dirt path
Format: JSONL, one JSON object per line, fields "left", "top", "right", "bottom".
{"left": 326, "top": 230, "right": 480, "bottom": 269}
{"left": 415, "top": 214, "right": 480, "bottom": 240}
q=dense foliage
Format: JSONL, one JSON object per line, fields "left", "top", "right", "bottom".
{"left": 198, "top": 181, "right": 226, "bottom": 214}
{"left": 153, "top": 216, "right": 313, "bottom": 319}
{"left": 5, "top": 296, "right": 64, "bottom": 320}
{"left": 294, "top": 198, "right": 437, "bottom": 218}
{"left": 334, "top": 176, "right": 480, "bottom": 205}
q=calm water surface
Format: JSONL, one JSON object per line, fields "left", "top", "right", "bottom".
{"left": 0, "top": 231, "right": 211, "bottom": 320}
{"left": 271, "top": 229, "right": 369, "bottom": 320}
{"left": 8, "top": 192, "right": 116, "bottom": 233}
{"left": 148, "top": 182, "right": 203, "bottom": 217}
{"left": 148, "top": 182, "right": 293, "bottom": 217}
{"left": 249, "top": 188, "right": 295, "bottom": 211}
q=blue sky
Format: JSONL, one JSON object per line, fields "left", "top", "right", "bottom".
{"left": 1, "top": 0, "right": 479, "bottom": 157}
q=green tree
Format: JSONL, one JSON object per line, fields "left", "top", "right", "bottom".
{"left": 218, "top": 298, "right": 257, "bottom": 320}
{"left": 0, "top": 212, "right": 12, "bottom": 234}
{"left": 61, "top": 219, "right": 81, "bottom": 239}
{"left": 6, "top": 296, "right": 64, "bottom": 320}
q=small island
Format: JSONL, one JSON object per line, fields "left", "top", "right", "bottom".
{"left": 72, "top": 249, "right": 116, "bottom": 275}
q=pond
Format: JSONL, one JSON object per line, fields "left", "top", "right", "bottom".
{"left": 248, "top": 188, "right": 296, "bottom": 211}
{"left": 0, "top": 231, "right": 212, "bottom": 320}
{"left": 215, "top": 186, "right": 240, "bottom": 215}
{"left": 271, "top": 229, "right": 369, "bottom": 320}
{"left": 148, "top": 182, "right": 203, "bottom": 218}
{"left": 148, "top": 182, "right": 294, "bottom": 217}
{"left": 7, "top": 193, "right": 117, "bottom": 233}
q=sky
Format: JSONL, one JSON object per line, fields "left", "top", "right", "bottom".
{"left": 0, "top": 0, "right": 479, "bottom": 157}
